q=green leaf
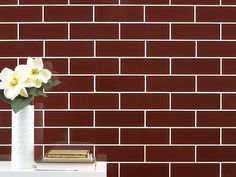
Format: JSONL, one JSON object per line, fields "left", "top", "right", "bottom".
{"left": 43, "top": 79, "right": 61, "bottom": 91}
{"left": 0, "top": 91, "right": 11, "bottom": 104}
{"left": 11, "top": 95, "right": 34, "bottom": 113}
{"left": 28, "top": 87, "right": 47, "bottom": 97}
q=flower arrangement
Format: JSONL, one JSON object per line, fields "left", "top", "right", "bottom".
{"left": 0, "top": 57, "right": 60, "bottom": 113}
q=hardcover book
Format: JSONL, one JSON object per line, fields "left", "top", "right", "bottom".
{"left": 36, "top": 161, "right": 96, "bottom": 171}
{"left": 46, "top": 150, "right": 90, "bottom": 158}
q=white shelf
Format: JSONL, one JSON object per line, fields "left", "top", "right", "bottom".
{"left": 0, "top": 161, "right": 107, "bottom": 177}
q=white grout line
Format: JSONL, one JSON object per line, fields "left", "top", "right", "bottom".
{"left": 220, "top": 93, "right": 222, "bottom": 110}
{"left": 119, "top": 93, "right": 121, "bottom": 110}
{"left": 220, "top": 128, "right": 222, "bottom": 145}
{"left": 144, "top": 110, "right": 147, "bottom": 127}
{"left": 2, "top": 4, "right": 236, "bottom": 6}
{"left": 68, "top": 23, "right": 70, "bottom": 40}
{"left": 143, "top": 6, "right": 146, "bottom": 22}
{"left": 68, "top": 93, "right": 70, "bottom": 110}
{"left": 1, "top": 21, "right": 236, "bottom": 24}
{"left": 48, "top": 74, "right": 236, "bottom": 77}
{"left": 144, "top": 145, "right": 146, "bottom": 162}
{"left": 3, "top": 109, "right": 236, "bottom": 112}
{"left": 220, "top": 23, "right": 222, "bottom": 40}
{"left": 17, "top": 23, "right": 19, "bottom": 40}
{"left": 170, "top": 58, "right": 172, "bottom": 75}
{"left": 169, "top": 93, "right": 171, "bottom": 110}
{"left": 119, "top": 58, "right": 121, "bottom": 75}
{"left": 194, "top": 6, "right": 196, "bottom": 23}
{"left": 2, "top": 21, "right": 236, "bottom": 24}
{"left": 93, "top": 110, "right": 96, "bottom": 127}
{"left": 118, "top": 163, "right": 120, "bottom": 177}
{"left": 42, "top": 6, "right": 44, "bottom": 22}
{"left": 219, "top": 163, "right": 222, "bottom": 177}
{"left": 169, "top": 163, "right": 171, "bottom": 177}
{"left": 1, "top": 126, "right": 234, "bottom": 129}
{"left": 195, "top": 75, "right": 197, "bottom": 92}
{"left": 169, "top": 24, "right": 172, "bottom": 40}
{"left": 93, "top": 6, "right": 95, "bottom": 22}
{"left": 119, "top": 23, "right": 121, "bottom": 40}
{"left": 195, "top": 41, "right": 198, "bottom": 57}
{"left": 169, "top": 128, "right": 172, "bottom": 144}
{"left": 220, "top": 58, "right": 223, "bottom": 75}
{"left": 195, "top": 111, "right": 197, "bottom": 127}
{"left": 68, "top": 58, "right": 71, "bottom": 75}
{"left": 42, "top": 110, "right": 45, "bottom": 127}
{"left": 42, "top": 145, "right": 45, "bottom": 156}
{"left": 144, "top": 75, "right": 147, "bottom": 92}
{"left": 68, "top": 128, "right": 70, "bottom": 144}
{"left": 119, "top": 128, "right": 121, "bottom": 145}
{"left": 94, "top": 75, "right": 96, "bottom": 92}
{"left": 3, "top": 144, "right": 236, "bottom": 147}
{"left": 43, "top": 40, "right": 46, "bottom": 57}
{"left": 144, "top": 40, "right": 147, "bottom": 57}
{"left": 17, "top": 58, "right": 20, "bottom": 65}
{"left": 3, "top": 39, "right": 236, "bottom": 41}
{"left": 94, "top": 40, "right": 96, "bottom": 57}
{"left": 2, "top": 57, "right": 236, "bottom": 59}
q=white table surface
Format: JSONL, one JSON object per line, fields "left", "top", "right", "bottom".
{"left": 0, "top": 161, "right": 107, "bottom": 177}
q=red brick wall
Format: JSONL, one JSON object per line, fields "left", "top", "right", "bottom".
{"left": 0, "top": 0, "right": 235, "bottom": 177}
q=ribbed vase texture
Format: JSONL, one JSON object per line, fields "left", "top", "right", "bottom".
{"left": 11, "top": 105, "right": 34, "bottom": 170}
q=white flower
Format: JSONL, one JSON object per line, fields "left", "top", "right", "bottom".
{"left": 22, "top": 57, "right": 52, "bottom": 88}
{"left": 0, "top": 68, "right": 28, "bottom": 100}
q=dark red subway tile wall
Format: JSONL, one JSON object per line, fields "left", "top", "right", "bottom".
{"left": 146, "top": 146, "right": 195, "bottom": 162}
{"left": 0, "top": 1, "right": 235, "bottom": 177}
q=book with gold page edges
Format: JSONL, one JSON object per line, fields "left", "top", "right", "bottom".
{"left": 46, "top": 150, "right": 90, "bottom": 158}
{"left": 42, "top": 154, "right": 95, "bottom": 163}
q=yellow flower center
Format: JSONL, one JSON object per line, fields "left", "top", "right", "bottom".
{"left": 31, "top": 68, "right": 39, "bottom": 76}
{"left": 10, "top": 77, "right": 19, "bottom": 87}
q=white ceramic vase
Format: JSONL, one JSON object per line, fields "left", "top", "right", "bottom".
{"left": 11, "top": 105, "right": 35, "bottom": 170}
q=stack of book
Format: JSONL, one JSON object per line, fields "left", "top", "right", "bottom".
{"left": 36, "top": 150, "right": 96, "bottom": 171}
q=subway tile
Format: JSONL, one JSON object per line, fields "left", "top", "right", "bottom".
{"left": 121, "top": 128, "right": 169, "bottom": 144}
{"left": 96, "top": 76, "right": 144, "bottom": 92}
{"left": 172, "top": 128, "right": 220, "bottom": 144}
{"left": 121, "top": 94, "right": 169, "bottom": 109}
{"left": 45, "top": 111, "right": 93, "bottom": 127}
{"left": 198, "top": 146, "right": 236, "bottom": 162}
{"left": 71, "top": 94, "right": 119, "bottom": 109}
{"left": 172, "top": 164, "right": 219, "bottom": 177}
{"left": 35, "top": 128, "right": 68, "bottom": 144}
{"left": 147, "top": 146, "right": 195, "bottom": 162}
{"left": 45, "top": 6, "right": 93, "bottom": 22}
{"left": 147, "top": 76, "right": 195, "bottom": 92}
{"left": 120, "top": 163, "right": 169, "bottom": 177}
{"left": 172, "top": 59, "right": 220, "bottom": 74}
{"left": 172, "top": 94, "right": 220, "bottom": 109}
{"left": 96, "top": 146, "right": 144, "bottom": 162}
{"left": 121, "top": 59, "right": 169, "bottom": 74}
{"left": 147, "top": 111, "right": 195, "bottom": 127}
{"left": 95, "top": 111, "right": 144, "bottom": 127}
{"left": 70, "top": 128, "right": 119, "bottom": 144}
{"left": 146, "top": 6, "right": 193, "bottom": 22}
{"left": 95, "top": 6, "right": 143, "bottom": 22}
{"left": 71, "top": 58, "right": 119, "bottom": 74}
